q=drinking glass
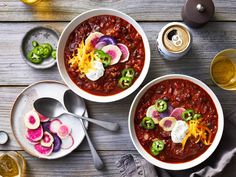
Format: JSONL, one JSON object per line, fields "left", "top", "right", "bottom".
{"left": 210, "top": 49, "right": 236, "bottom": 90}
{"left": 21, "top": 0, "right": 42, "bottom": 5}
{"left": 0, "top": 151, "right": 26, "bottom": 177}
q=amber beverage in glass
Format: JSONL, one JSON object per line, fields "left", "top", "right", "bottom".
{"left": 21, "top": 0, "right": 42, "bottom": 5}
{"left": 0, "top": 151, "right": 26, "bottom": 177}
{"left": 210, "top": 49, "right": 236, "bottom": 90}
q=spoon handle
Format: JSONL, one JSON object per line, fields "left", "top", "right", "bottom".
{"left": 80, "top": 120, "right": 104, "bottom": 170}
{"left": 67, "top": 113, "right": 119, "bottom": 131}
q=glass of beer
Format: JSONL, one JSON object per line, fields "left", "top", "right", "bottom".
{"left": 21, "top": 0, "right": 42, "bottom": 5}
{"left": 0, "top": 151, "right": 26, "bottom": 177}
{"left": 210, "top": 49, "right": 236, "bottom": 90}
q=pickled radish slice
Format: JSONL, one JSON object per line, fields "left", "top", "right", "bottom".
{"left": 98, "top": 35, "right": 117, "bottom": 45}
{"left": 53, "top": 134, "right": 62, "bottom": 152}
{"left": 61, "top": 135, "right": 74, "bottom": 149}
{"left": 40, "top": 131, "right": 54, "bottom": 147}
{"left": 49, "top": 119, "right": 62, "bottom": 133}
{"left": 24, "top": 110, "right": 40, "bottom": 130}
{"left": 102, "top": 45, "right": 122, "bottom": 65}
{"left": 159, "top": 117, "right": 177, "bottom": 131}
{"left": 146, "top": 105, "right": 160, "bottom": 124}
{"left": 42, "top": 121, "right": 51, "bottom": 132}
{"left": 38, "top": 113, "right": 49, "bottom": 122}
{"left": 26, "top": 125, "right": 43, "bottom": 142}
{"left": 85, "top": 32, "right": 104, "bottom": 46}
{"left": 95, "top": 41, "right": 107, "bottom": 50}
{"left": 57, "top": 124, "right": 71, "bottom": 139}
{"left": 26, "top": 135, "right": 39, "bottom": 145}
{"left": 170, "top": 107, "right": 186, "bottom": 120}
{"left": 117, "top": 43, "right": 130, "bottom": 62}
{"left": 160, "top": 105, "right": 174, "bottom": 118}
{"left": 34, "top": 143, "right": 54, "bottom": 156}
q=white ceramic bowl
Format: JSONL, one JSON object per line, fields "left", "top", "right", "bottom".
{"left": 128, "top": 74, "right": 224, "bottom": 170}
{"left": 57, "top": 8, "right": 150, "bottom": 103}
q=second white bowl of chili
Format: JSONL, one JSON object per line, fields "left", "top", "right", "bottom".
{"left": 128, "top": 74, "right": 224, "bottom": 170}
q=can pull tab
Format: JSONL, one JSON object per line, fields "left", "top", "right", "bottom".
{"left": 167, "top": 29, "right": 182, "bottom": 47}
{"left": 172, "top": 34, "right": 182, "bottom": 46}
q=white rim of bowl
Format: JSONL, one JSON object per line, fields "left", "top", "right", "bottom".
{"left": 128, "top": 74, "right": 224, "bottom": 170}
{"left": 57, "top": 8, "right": 150, "bottom": 103}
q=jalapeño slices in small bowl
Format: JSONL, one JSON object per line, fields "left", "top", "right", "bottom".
{"left": 21, "top": 26, "right": 59, "bottom": 69}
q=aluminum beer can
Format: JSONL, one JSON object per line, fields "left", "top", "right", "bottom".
{"left": 157, "top": 22, "right": 192, "bottom": 60}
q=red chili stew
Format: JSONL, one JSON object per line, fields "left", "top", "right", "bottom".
{"left": 134, "top": 79, "right": 218, "bottom": 163}
{"left": 64, "top": 15, "right": 145, "bottom": 96}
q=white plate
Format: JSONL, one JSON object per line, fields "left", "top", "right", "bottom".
{"left": 11, "top": 80, "right": 88, "bottom": 159}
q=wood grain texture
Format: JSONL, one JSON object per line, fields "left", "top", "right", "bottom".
{"left": 0, "top": 1, "right": 236, "bottom": 175}
{"left": 0, "top": 0, "right": 236, "bottom": 22}
{"left": 0, "top": 151, "right": 139, "bottom": 177}
{"left": 0, "top": 22, "right": 236, "bottom": 85}
{"left": 0, "top": 85, "right": 235, "bottom": 151}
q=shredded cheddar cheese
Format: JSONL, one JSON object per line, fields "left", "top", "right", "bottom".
{"left": 181, "top": 119, "right": 212, "bottom": 149}
{"left": 68, "top": 41, "right": 97, "bottom": 75}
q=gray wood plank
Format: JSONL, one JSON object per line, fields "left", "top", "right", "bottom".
{"left": 0, "top": 22, "right": 236, "bottom": 86}
{"left": 0, "top": 0, "right": 236, "bottom": 21}
{"left": 0, "top": 85, "right": 235, "bottom": 151}
{"left": 0, "top": 150, "right": 139, "bottom": 177}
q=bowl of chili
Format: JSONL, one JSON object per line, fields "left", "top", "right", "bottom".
{"left": 128, "top": 74, "right": 224, "bottom": 170}
{"left": 57, "top": 8, "right": 150, "bottom": 102}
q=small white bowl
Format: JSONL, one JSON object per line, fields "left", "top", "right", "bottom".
{"left": 128, "top": 74, "right": 224, "bottom": 170}
{"left": 57, "top": 8, "right": 150, "bottom": 103}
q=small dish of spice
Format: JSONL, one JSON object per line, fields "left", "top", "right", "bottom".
{"left": 21, "top": 26, "right": 59, "bottom": 69}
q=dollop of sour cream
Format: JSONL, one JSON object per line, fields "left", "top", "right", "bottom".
{"left": 85, "top": 60, "right": 104, "bottom": 81}
{"left": 171, "top": 120, "right": 189, "bottom": 143}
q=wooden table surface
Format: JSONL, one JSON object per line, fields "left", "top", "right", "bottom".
{"left": 1, "top": 0, "right": 236, "bottom": 176}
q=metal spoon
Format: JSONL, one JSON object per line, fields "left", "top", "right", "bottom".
{"left": 34, "top": 97, "right": 119, "bottom": 131}
{"left": 64, "top": 90, "right": 104, "bottom": 170}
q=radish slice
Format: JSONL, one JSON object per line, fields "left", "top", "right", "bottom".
{"left": 34, "top": 143, "right": 54, "bottom": 156}
{"left": 26, "top": 136, "right": 39, "bottom": 145}
{"left": 40, "top": 131, "right": 54, "bottom": 147}
{"left": 159, "top": 117, "right": 177, "bottom": 132}
{"left": 24, "top": 110, "right": 40, "bottom": 130}
{"left": 61, "top": 135, "right": 74, "bottom": 149}
{"left": 160, "top": 105, "right": 174, "bottom": 118}
{"left": 170, "top": 107, "right": 186, "bottom": 120}
{"left": 85, "top": 32, "right": 104, "bottom": 46}
{"left": 117, "top": 43, "right": 130, "bottom": 62}
{"left": 95, "top": 41, "right": 107, "bottom": 49}
{"left": 49, "top": 119, "right": 62, "bottom": 133}
{"left": 102, "top": 45, "right": 122, "bottom": 65}
{"left": 38, "top": 113, "right": 49, "bottom": 122}
{"left": 146, "top": 105, "right": 161, "bottom": 124}
{"left": 53, "top": 134, "right": 62, "bottom": 152}
{"left": 26, "top": 125, "right": 43, "bottom": 142}
{"left": 57, "top": 124, "right": 71, "bottom": 139}
{"left": 98, "top": 35, "right": 117, "bottom": 45}
{"left": 42, "top": 121, "right": 51, "bottom": 132}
